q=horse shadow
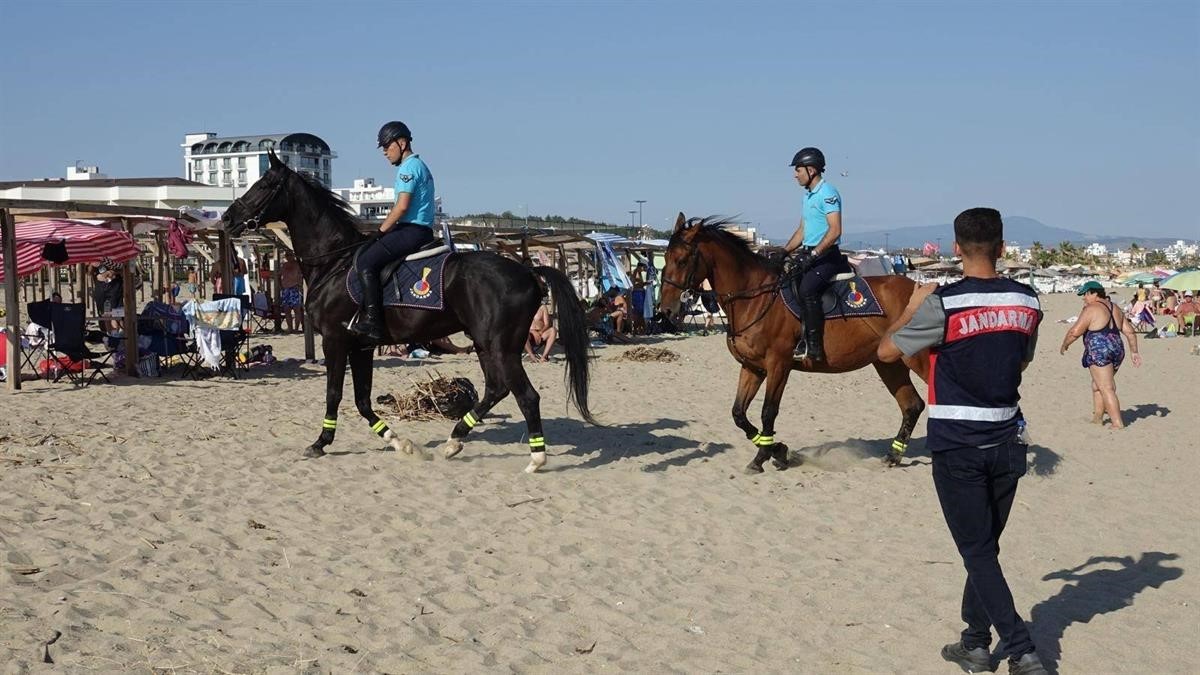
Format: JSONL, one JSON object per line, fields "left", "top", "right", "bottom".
{"left": 1028, "top": 552, "right": 1183, "bottom": 673}
{"left": 1123, "top": 404, "right": 1170, "bottom": 425}
{"left": 443, "top": 417, "right": 735, "bottom": 471}
{"left": 789, "top": 436, "right": 1061, "bottom": 476}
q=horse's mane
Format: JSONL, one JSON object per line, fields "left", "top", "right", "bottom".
{"left": 672, "top": 216, "right": 778, "bottom": 272}
{"left": 291, "top": 170, "right": 365, "bottom": 236}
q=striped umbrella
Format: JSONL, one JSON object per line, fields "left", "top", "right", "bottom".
{"left": 0, "top": 219, "right": 141, "bottom": 282}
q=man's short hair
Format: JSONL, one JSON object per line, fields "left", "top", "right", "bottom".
{"left": 954, "top": 207, "right": 1003, "bottom": 257}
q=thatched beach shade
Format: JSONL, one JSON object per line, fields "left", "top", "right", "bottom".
{"left": 909, "top": 256, "right": 940, "bottom": 269}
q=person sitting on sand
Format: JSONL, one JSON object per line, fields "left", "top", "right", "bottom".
{"left": 525, "top": 301, "right": 558, "bottom": 362}
{"left": 1173, "top": 291, "right": 1197, "bottom": 336}
{"left": 1060, "top": 280, "right": 1142, "bottom": 428}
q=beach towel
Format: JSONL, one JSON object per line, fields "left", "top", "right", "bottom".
{"left": 183, "top": 298, "right": 243, "bottom": 369}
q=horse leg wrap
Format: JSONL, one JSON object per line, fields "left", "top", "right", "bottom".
{"left": 751, "top": 433, "right": 775, "bottom": 447}
{"left": 322, "top": 418, "right": 338, "bottom": 432}
{"left": 890, "top": 439, "right": 907, "bottom": 456}
{"left": 371, "top": 419, "right": 390, "bottom": 438}
{"left": 523, "top": 435, "right": 548, "bottom": 473}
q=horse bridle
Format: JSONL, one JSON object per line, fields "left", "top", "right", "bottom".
{"left": 231, "top": 174, "right": 364, "bottom": 264}
{"left": 661, "top": 237, "right": 798, "bottom": 340}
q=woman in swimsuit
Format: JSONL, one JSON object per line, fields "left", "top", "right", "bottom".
{"left": 1061, "top": 281, "right": 1142, "bottom": 428}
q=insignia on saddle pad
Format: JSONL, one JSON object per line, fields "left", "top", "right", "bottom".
{"left": 411, "top": 267, "right": 434, "bottom": 299}
{"left": 845, "top": 281, "right": 868, "bottom": 309}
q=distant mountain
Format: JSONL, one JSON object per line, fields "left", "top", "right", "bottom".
{"left": 858, "top": 217, "right": 1188, "bottom": 251}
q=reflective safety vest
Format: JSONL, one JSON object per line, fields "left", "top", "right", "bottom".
{"left": 927, "top": 277, "right": 1041, "bottom": 450}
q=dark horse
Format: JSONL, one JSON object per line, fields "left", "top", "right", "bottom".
{"left": 659, "top": 215, "right": 930, "bottom": 473}
{"left": 223, "top": 151, "right": 595, "bottom": 472}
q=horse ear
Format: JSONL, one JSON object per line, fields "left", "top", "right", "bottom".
{"left": 674, "top": 212, "right": 687, "bottom": 232}
{"left": 268, "top": 149, "right": 283, "bottom": 169}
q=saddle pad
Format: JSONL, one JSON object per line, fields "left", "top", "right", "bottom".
{"left": 346, "top": 251, "right": 450, "bottom": 311}
{"left": 782, "top": 275, "right": 886, "bottom": 322}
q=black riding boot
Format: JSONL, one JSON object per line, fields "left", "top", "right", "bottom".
{"left": 802, "top": 296, "right": 826, "bottom": 362}
{"left": 345, "top": 268, "right": 387, "bottom": 344}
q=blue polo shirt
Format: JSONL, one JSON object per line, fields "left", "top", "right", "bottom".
{"left": 394, "top": 154, "right": 436, "bottom": 226}
{"left": 802, "top": 179, "right": 842, "bottom": 247}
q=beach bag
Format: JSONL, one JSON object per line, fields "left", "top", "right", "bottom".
{"left": 136, "top": 354, "right": 160, "bottom": 378}
{"left": 39, "top": 356, "right": 85, "bottom": 378}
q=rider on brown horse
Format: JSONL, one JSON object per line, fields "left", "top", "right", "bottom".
{"left": 776, "top": 147, "right": 845, "bottom": 362}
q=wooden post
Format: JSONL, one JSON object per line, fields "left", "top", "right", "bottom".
{"left": 77, "top": 263, "right": 87, "bottom": 308}
{"left": 218, "top": 230, "right": 232, "bottom": 296}
{"left": 272, "top": 246, "right": 283, "bottom": 332}
{"left": 121, "top": 219, "right": 139, "bottom": 377}
{"left": 3, "top": 208, "right": 22, "bottom": 391}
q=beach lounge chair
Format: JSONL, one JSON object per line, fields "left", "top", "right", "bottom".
{"left": 47, "top": 302, "right": 114, "bottom": 386}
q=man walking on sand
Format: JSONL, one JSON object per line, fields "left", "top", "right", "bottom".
{"left": 878, "top": 208, "right": 1048, "bottom": 675}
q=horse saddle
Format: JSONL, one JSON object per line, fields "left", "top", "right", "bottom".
{"left": 346, "top": 240, "right": 453, "bottom": 311}
{"left": 781, "top": 272, "right": 886, "bottom": 321}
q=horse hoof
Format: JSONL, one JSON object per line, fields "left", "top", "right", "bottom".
{"left": 883, "top": 451, "right": 903, "bottom": 467}
{"left": 743, "top": 463, "right": 764, "bottom": 475}
{"left": 771, "top": 443, "right": 790, "bottom": 470}
{"left": 383, "top": 430, "right": 415, "bottom": 455}
{"left": 303, "top": 445, "right": 326, "bottom": 459}
{"left": 524, "top": 451, "right": 547, "bottom": 474}
{"left": 442, "top": 439, "right": 464, "bottom": 459}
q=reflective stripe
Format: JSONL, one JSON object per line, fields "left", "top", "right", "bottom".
{"left": 322, "top": 419, "right": 337, "bottom": 429}
{"left": 928, "top": 404, "right": 1018, "bottom": 422}
{"left": 371, "top": 420, "right": 388, "bottom": 435}
{"left": 941, "top": 292, "right": 1040, "bottom": 311}
{"left": 529, "top": 435, "right": 546, "bottom": 448}
{"left": 751, "top": 434, "right": 775, "bottom": 447}
{"left": 462, "top": 412, "right": 478, "bottom": 428}
{"left": 891, "top": 439, "right": 907, "bottom": 452}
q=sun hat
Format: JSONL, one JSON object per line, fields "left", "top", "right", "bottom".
{"left": 1076, "top": 280, "right": 1104, "bottom": 295}
{"left": 1185, "top": 291, "right": 1194, "bottom": 297}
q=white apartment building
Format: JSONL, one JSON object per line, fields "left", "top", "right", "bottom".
{"left": 1163, "top": 239, "right": 1199, "bottom": 263}
{"left": 182, "top": 132, "right": 336, "bottom": 189}
{"left": 332, "top": 177, "right": 444, "bottom": 221}
{"left": 1085, "top": 242, "right": 1108, "bottom": 257}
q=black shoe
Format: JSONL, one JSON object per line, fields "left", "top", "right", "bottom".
{"left": 941, "top": 641, "right": 992, "bottom": 673}
{"left": 1008, "top": 652, "right": 1047, "bottom": 675}
{"left": 344, "top": 269, "right": 387, "bottom": 344}
{"left": 802, "top": 296, "right": 826, "bottom": 362}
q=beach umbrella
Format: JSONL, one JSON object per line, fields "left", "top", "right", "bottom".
{"left": 0, "top": 219, "right": 140, "bottom": 282}
{"left": 1161, "top": 270, "right": 1200, "bottom": 292}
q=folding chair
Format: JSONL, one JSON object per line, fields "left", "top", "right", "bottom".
{"left": 47, "top": 302, "right": 115, "bottom": 386}
{"left": 21, "top": 300, "right": 55, "bottom": 380}
{"left": 212, "top": 293, "right": 252, "bottom": 377}
{"left": 250, "top": 291, "right": 283, "bottom": 333}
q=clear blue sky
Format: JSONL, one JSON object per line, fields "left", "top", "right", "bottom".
{"left": 1, "top": 1, "right": 1196, "bottom": 240}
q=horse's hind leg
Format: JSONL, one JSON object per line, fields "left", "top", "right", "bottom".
{"left": 348, "top": 347, "right": 421, "bottom": 458}
{"left": 873, "top": 361, "right": 926, "bottom": 466}
{"left": 495, "top": 353, "right": 546, "bottom": 474}
{"left": 442, "top": 350, "right": 510, "bottom": 459}
{"left": 306, "top": 338, "right": 349, "bottom": 459}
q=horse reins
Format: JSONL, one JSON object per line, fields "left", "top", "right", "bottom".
{"left": 661, "top": 239, "right": 799, "bottom": 340}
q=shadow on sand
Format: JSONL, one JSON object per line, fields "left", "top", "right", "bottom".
{"left": 441, "top": 417, "right": 735, "bottom": 472}
{"left": 783, "top": 436, "right": 1061, "bottom": 477}
{"left": 1029, "top": 552, "right": 1183, "bottom": 673}
{"left": 1122, "top": 403, "right": 1170, "bottom": 426}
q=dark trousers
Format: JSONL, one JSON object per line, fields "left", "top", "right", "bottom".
{"left": 932, "top": 440, "right": 1034, "bottom": 659}
{"left": 797, "top": 247, "right": 846, "bottom": 298}
{"left": 357, "top": 224, "right": 434, "bottom": 272}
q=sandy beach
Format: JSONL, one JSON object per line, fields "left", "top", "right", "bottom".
{"left": 1, "top": 292, "right": 1196, "bottom": 673}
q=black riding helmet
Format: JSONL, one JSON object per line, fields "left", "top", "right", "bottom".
{"left": 790, "top": 147, "right": 826, "bottom": 172}
{"left": 377, "top": 121, "right": 412, "bottom": 148}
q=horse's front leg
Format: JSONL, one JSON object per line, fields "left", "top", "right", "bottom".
{"left": 348, "top": 346, "right": 422, "bottom": 458}
{"left": 732, "top": 364, "right": 765, "bottom": 440}
{"left": 746, "top": 359, "right": 793, "bottom": 474}
{"left": 305, "top": 337, "right": 349, "bottom": 458}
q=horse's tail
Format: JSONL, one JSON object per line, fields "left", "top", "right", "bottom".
{"left": 531, "top": 266, "right": 597, "bottom": 425}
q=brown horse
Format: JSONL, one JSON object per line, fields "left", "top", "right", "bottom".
{"left": 659, "top": 215, "right": 930, "bottom": 473}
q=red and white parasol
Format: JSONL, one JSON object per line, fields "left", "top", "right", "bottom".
{"left": 0, "top": 219, "right": 142, "bottom": 282}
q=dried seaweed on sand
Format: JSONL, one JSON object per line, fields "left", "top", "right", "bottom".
{"left": 377, "top": 372, "right": 479, "bottom": 420}
{"left": 612, "top": 346, "right": 680, "bottom": 363}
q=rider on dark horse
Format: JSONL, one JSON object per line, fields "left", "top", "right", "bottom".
{"left": 345, "top": 121, "right": 438, "bottom": 344}
{"left": 778, "top": 146, "right": 844, "bottom": 362}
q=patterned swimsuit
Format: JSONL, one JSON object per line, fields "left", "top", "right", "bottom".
{"left": 1082, "top": 301, "right": 1124, "bottom": 370}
